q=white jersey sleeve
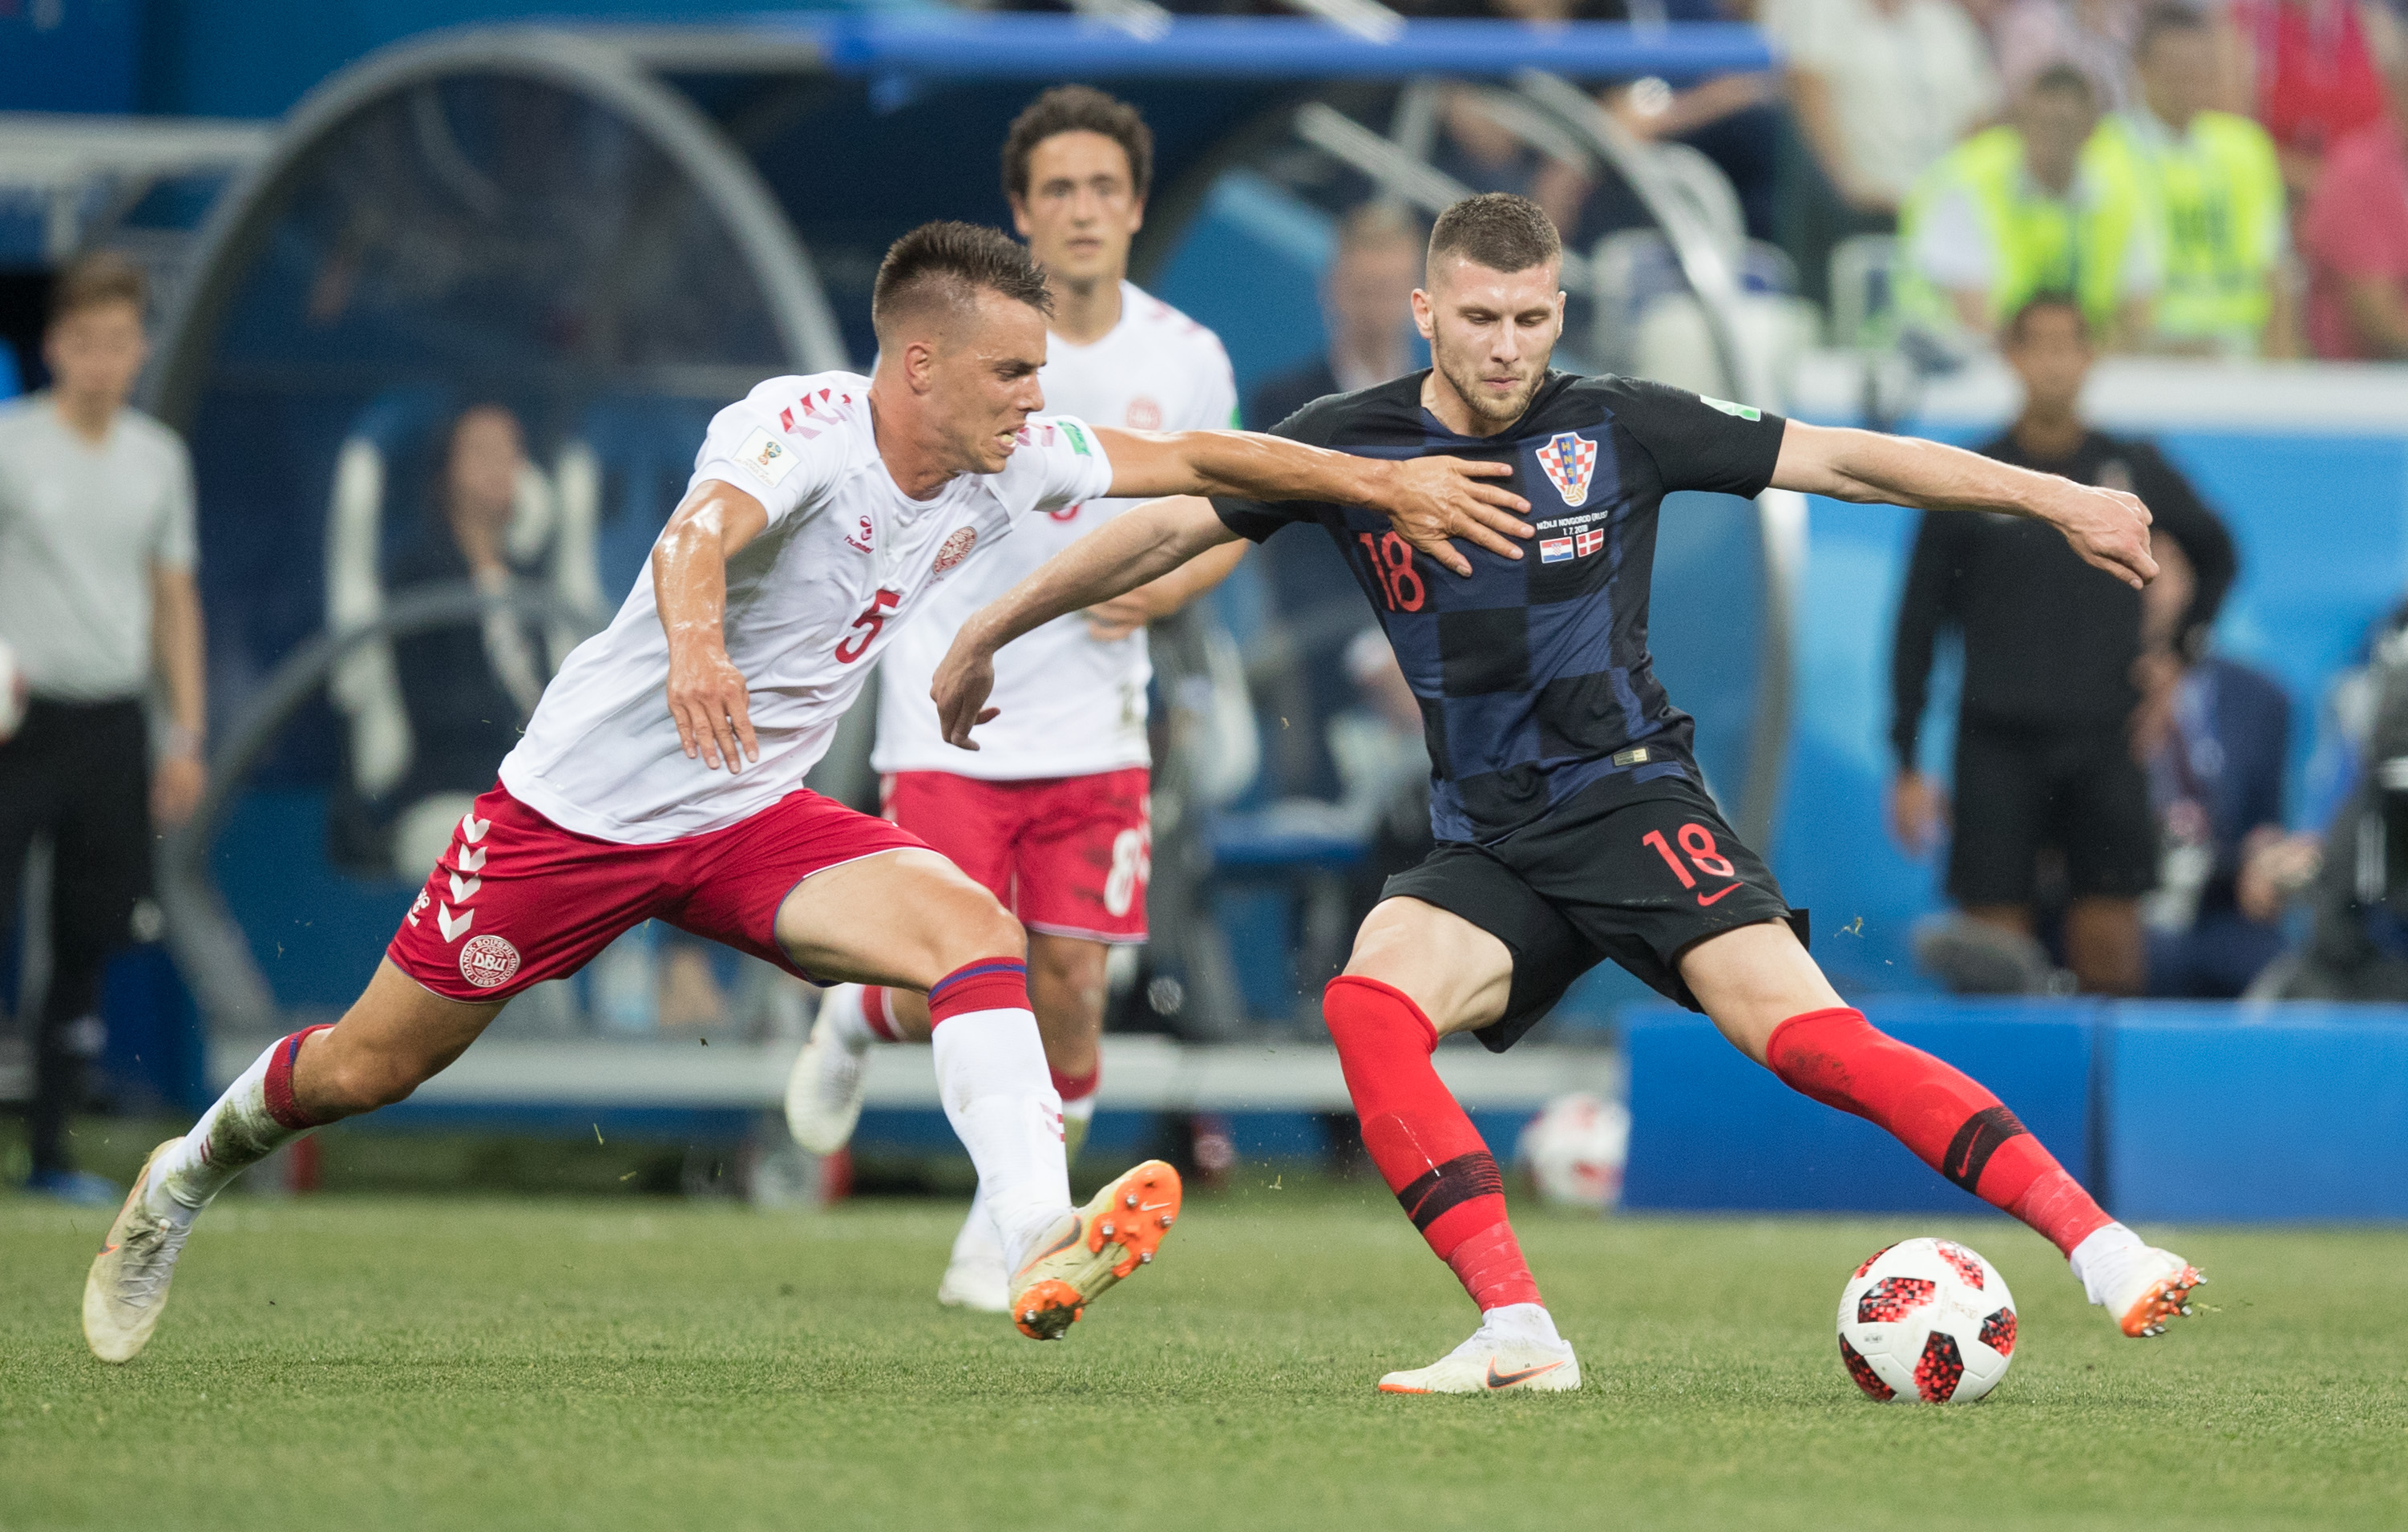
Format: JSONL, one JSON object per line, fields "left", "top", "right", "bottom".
{"left": 993, "top": 414, "right": 1116, "bottom": 520}
{"left": 690, "top": 378, "right": 853, "bottom": 524}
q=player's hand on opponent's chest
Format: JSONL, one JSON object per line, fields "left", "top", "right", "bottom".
{"left": 1373, "top": 458, "right": 1534, "bottom": 576}
{"left": 667, "top": 641, "right": 760, "bottom": 773}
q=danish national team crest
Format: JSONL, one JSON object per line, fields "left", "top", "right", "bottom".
{"left": 931, "top": 526, "right": 978, "bottom": 574}
{"left": 458, "top": 934, "right": 521, "bottom": 990}
{"left": 1536, "top": 431, "right": 1598, "bottom": 508}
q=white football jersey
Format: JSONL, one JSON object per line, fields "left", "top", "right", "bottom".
{"left": 499, "top": 372, "right": 1113, "bottom": 843}
{"left": 872, "top": 283, "right": 1237, "bottom": 781}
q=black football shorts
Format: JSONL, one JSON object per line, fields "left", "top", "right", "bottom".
{"left": 1380, "top": 775, "right": 1805, "bottom": 1052}
{"left": 1946, "top": 721, "right": 2157, "bottom": 907}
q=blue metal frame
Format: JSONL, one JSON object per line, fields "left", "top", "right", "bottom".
{"left": 768, "top": 14, "right": 1775, "bottom": 83}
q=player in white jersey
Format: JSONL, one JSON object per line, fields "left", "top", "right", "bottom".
{"left": 82, "top": 221, "right": 1537, "bottom": 1364}
{"left": 788, "top": 87, "right": 1244, "bottom": 1312}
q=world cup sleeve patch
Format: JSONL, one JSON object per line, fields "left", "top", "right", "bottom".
{"left": 1536, "top": 431, "right": 1598, "bottom": 507}
{"left": 1700, "top": 395, "right": 1762, "bottom": 421}
{"left": 734, "top": 426, "right": 798, "bottom": 487}
{"left": 1060, "top": 419, "right": 1095, "bottom": 458}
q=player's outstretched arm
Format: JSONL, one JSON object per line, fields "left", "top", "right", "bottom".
{"left": 653, "top": 480, "right": 770, "bottom": 772}
{"left": 1770, "top": 420, "right": 2160, "bottom": 589}
{"left": 1083, "top": 499, "right": 1250, "bottom": 641}
{"left": 1093, "top": 426, "right": 1533, "bottom": 577}
{"left": 933, "top": 496, "right": 1234, "bottom": 750}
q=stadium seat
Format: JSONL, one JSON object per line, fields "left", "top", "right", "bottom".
{"left": 322, "top": 389, "right": 602, "bottom": 877}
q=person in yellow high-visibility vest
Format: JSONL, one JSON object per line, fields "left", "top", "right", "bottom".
{"left": 2087, "top": 6, "right": 2293, "bottom": 356}
{"left": 1900, "top": 64, "right": 2159, "bottom": 347}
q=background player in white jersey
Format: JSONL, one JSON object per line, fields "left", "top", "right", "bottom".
{"left": 788, "top": 87, "right": 1244, "bottom": 1312}
{"left": 82, "top": 221, "right": 1536, "bottom": 1365}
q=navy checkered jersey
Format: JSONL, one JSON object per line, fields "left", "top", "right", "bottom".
{"left": 1214, "top": 370, "right": 1786, "bottom": 844}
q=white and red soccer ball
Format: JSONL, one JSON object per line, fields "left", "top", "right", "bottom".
{"left": 1516, "top": 1092, "right": 1629, "bottom": 1212}
{"left": 1837, "top": 1237, "right": 2018, "bottom": 1404}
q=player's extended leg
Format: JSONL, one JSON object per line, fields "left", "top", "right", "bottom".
{"left": 85, "top": 961, "right": 506, "bottom": 1361}
{"left": 774, "top": 849, "right": 1177, "bottom": 1340}
{"left": 923, "top": 932, "right": 1109, "bottom": 1311}
{"left": 1680, "top": 920, "right": 2203, "bottom": 1338}
{"left": 1324, "top": 896, "right": 1579, "bottom": 1395}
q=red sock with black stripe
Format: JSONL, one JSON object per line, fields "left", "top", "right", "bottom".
{"left": 1323, "top": 976, "right": 1542, "bottom": 1312}
{"left": 1765, "top": 1007, "right": 2110, "bottom": 1255}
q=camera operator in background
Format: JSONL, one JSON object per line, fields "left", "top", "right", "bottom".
{"left": 2131, "top": 532, "right": 2313, "bottom": 996}
{"left": 0, "top": 253, "right": 207, "bottom": 1203}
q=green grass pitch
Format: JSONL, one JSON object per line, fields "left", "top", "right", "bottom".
{"left": 3, "top": 1182, "right": 2402, "bottom": 1530}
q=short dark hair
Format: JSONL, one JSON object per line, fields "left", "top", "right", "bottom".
{"left": 871, "top": 221, "right": 1055, "bottom": 346}
{"left": 2029, "top": 63, "right": 2098, "bottom": 105}
{"left": 1427, "top": 192, "right": 1562, "bottom": 278}
{"left": 2135, "top": 2, "right": 2210, "bottom": 59}
{"left": 50, "top": 249, "right": 145, "bottom": 325}
{"left": 2004, "top": 291, "right": 2088, "bottom": 345}
{"left": 1001, "top": 85, "right": 1153, "bottom": 205}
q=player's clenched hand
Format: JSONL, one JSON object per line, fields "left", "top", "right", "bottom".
{"left": 1377, "top": 457, "right": 1533, "bottom": 577}
{"left": 931, "top": 635, "right": 1001, "bottom": 750}
{"left": 2048, "top": 482, "right": 2157, "bottom": 589}
{"left": 667, "top": 644, "right": 758, "bottom": 773}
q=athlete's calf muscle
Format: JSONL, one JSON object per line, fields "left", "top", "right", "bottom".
{"left": 1342, "top": 898, "right": 1515, "bottom": 1037}
{"left": 293, "top": 959, "right": 507, "bottom": 1120}
{"left": 774, "top": 847, "right": 1024, "bottom": 990}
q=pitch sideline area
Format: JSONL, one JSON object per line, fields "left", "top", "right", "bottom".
{"left": 2, "top": 1188, "right": 2401, "bottom": 1530}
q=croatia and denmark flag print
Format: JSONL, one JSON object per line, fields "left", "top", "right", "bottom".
{"left": 1541, "top": 526, "right": 1606, "bottom": 564}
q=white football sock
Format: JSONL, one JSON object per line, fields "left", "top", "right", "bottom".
{"left": 147, "top": 1036, "right": 316, "bottom": 1220}
{"left": 930, "top": 1007, "right": 1070, "bottom": 1269}
{"left": 951, "top": 1181, "right": 1008, "bottom": 1269}
{"left": 2068, "top": 1222, "right": 2148, "bottom": 1306}
{"left": 819, "top": 984, "right": 884, "bottom": 1053}
{"left": 1481, "top": 1302, "right": 1565, "bottom": 1348}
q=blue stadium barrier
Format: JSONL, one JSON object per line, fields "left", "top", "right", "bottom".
{"left": 1622, "top": 999, "right": 2102, "bottom": 1215}
{"left": 2107, "top": 1003, "right": 2408, "bottom": 1223}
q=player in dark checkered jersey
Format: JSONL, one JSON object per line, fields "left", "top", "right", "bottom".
{"left": 933, "top": 195, "right": 2205, "bottom": 1393}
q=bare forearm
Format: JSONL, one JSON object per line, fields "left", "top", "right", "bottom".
{"left": 1112, "top": 427, "right": 1402, "bottom": 508}
{"left": 1776, "top": 420, "right": 2158, "bottom": 588}
{"left": 1792, "top": 427, "right": 2066, "bottom": 519}
{"left": 971, "top": 500, "right": 1232, "bottom": 652}
{"left": 652, "top": 523, "right": 729, "bottom": 659}
{"left": 151, "top": 568, "right": 206, "bottom": 738}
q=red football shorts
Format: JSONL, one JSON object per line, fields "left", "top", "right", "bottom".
{"left": 882, "top": 766, "right": 1150, "bottom": 944}
{"left": 386, "top": 781, "right": 925, "bottom": 1002}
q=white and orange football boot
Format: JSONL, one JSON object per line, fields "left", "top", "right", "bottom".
{"left": 83, "top": 1141, "right": 196, "bottom": 1364}
{"left": 2104, "top": 1248, "right": 2208, "bottom": 1338}
{"left": 1007, "top": 1158, "right": 1182, "bottom": 1340}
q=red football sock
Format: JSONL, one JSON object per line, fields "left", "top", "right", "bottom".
{"left": 859, "top": 985, "right": 902, "bottom": 1042}
{"left": 1323, "top": 976, "right": 1542, "bottom": 1312}
{"left": 1765, "top": 1007, "right": 2111, "bottom": 1255}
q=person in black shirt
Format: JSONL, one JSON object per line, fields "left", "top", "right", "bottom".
{"left": 1890, "top": 296, "right": 2237, "bottom": 995}
{"left": 934, "top": 195, "right": 2204, "bottom": 1393}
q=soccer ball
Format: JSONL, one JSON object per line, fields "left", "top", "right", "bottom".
{"left": 1515, "top": 1092, "right": 1628, "bottom": 1211}
{"left": 1836, "top": 1237, "right": 2017, "bottom": 1404}
{"left": 0, "top": 637, "right": 25, "bottom": 744}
